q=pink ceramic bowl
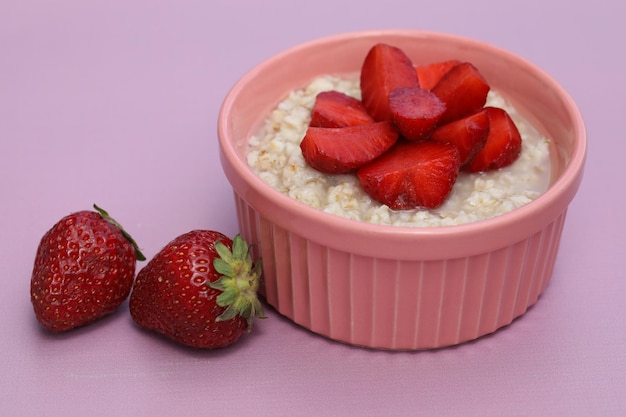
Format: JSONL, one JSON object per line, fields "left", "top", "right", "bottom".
{"left": 217, "top": 30, "right": 586, "bottom": 350}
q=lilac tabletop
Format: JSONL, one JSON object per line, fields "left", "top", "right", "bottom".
{"left": 1, "top": 1, "right": 624, "bottom": 416}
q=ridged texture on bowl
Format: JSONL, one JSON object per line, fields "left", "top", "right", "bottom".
{"left": 235, "top": 193, "right": 566, "bottom": 350}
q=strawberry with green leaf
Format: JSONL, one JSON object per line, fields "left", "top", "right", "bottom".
{"left": 30, "top": 204, "right": 145, "bottom": 332}
{"left": 129, "top": 230, "right": 265, "bottom": 349}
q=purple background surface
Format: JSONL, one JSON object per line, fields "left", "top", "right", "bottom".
{"left": 1, "top": 1, "right": 624, "bottom": 416}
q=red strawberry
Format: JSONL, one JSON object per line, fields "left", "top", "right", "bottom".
{"left": 431, "top": 62, "right": 490, "bottom": 124}
{"left": 300, "top": 121, "right": 398, "bottom": 174}
{"left": 357, "top": 142, "right": 461, "bottom": 209}
{"left": 388, "top": 86, "right": 446, "bottom": 141}
{"left": 309, "top": 90, "right": 374, "bottom": 128}
{"left": 415, "top": 59, "right": 461, "bottom": 90}
{"left": 463, "top": 107, "right": 522, "bottom": 172}
{"left": 429, "top": 108, "right": 490, "bottom": 165}
{"left": 129, "top": 231, "right": 264, "bottom": 349}
{"left": 30, "top": 204, "right": 145, "bottom": 332}
{"left": 360, "top": 43, "right": 420, "bottom": 122}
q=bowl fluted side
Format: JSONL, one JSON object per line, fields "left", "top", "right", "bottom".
{"left": 234, "top": 192, "right": 566, "bottom": 350}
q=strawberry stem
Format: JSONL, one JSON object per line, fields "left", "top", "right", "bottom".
{"left": 93, "top": 204, "right": 146, "bottom": 261}
{"left": 210, "top": 234, "right": 265, "bottom": 330}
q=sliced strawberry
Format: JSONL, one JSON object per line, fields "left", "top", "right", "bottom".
{"left": 357, "top": 141, "right": 461, "bottom": 209}
{"left": 415, "top": 59, "right": 461, "bottom": 91}
{"left": 360, "top": 43, "right": 420, "bottom": 122}
{"left": 431, "top": 62, "right": 490, "bottom": 124}
{"left": 429, "top": 108, "right": 490, "bottom": 165}
{"left": 463, "top": 107, "right": 522, "bottom": 172}
{"left": 309, "top": 90, "right": 374, "bottom": 128}
{"left": 388, "top": 86, "right": 446, "bottom": 142}
{"left": 300, "top": 121, "right": 399, "bottom": 174}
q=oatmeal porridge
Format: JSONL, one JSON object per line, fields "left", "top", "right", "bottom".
{"left": 246, "top": 75, "right": 551, "bottom": 227}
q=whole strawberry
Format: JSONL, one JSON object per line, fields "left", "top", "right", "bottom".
{"left": 129, "top": 230, "right": 265, "bottom": 349}
{"left": 30, "top": 204, "right": 145, "bottom": 331}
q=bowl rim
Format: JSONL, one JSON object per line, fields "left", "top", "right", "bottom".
{"left": 217, "top": 29, "right": 587, "bottom": 260}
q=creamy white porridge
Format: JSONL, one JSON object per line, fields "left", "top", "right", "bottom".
{"left": 246, "top": 75, "right": 551, "bottom": 227}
